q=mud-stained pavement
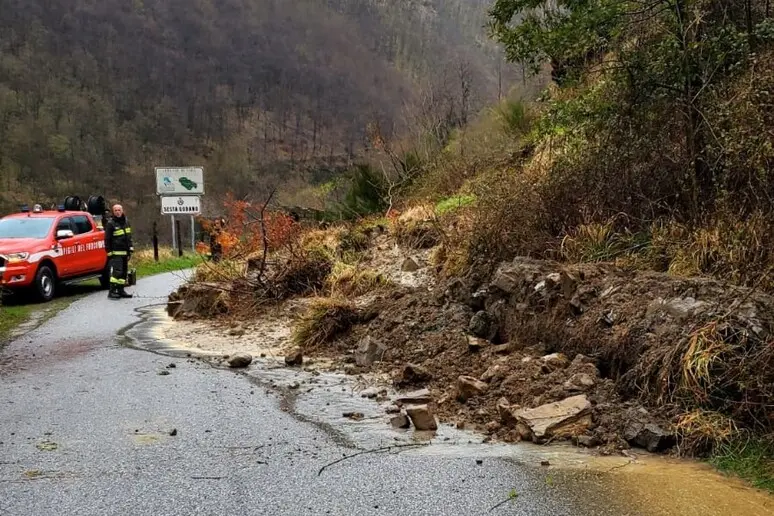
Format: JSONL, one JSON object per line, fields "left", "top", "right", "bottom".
{"left": 1, "top": 272, "right": 773, "bottom": 515}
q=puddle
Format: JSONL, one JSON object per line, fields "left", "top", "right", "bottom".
{"left": 122, "top": 305, "right": 774, "bottom": 516}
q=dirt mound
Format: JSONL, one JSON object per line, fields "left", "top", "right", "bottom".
{"left": 322, "top": 257, "right": 774, "bottom": 454}
{"left": 168, "top": 215, "right": 774, "bottom": 456}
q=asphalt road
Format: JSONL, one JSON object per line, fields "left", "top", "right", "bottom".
{"left": 0, "top": 271, "right": 642, "bottom": 516}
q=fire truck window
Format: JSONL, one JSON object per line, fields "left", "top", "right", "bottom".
{"left": 72, "top": 215, "right": 92, "bottom": 235}
{"left": 56, "top": 218, "right": 73, "bottom": 233}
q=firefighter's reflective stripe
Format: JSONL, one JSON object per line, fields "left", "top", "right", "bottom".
{"left": 110, "top": 277, "right": 126, "bottom": 285}
{"left": 108, "top": 251, "right": 128, "bottom": 256}
{"left": 113, "top": 229, "right": 126, "bottom": 236}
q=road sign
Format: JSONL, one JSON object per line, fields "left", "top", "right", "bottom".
{"left": 155, "top": 167, "right": 205, "bottom": 195}
{"left": 161, "top": 195, "right": 201, "bottom": 215}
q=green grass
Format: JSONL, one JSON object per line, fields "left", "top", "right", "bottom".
{"left": 435, "top": 194, "right": 476, "bottom": 215}
{"left": 134, "top": 254, "right": 202, "bottom": 278}
{"left": 0, "top": 305, "right": 32, "bottom": 342}
{"left": 711, "top": 437, "right": 774, "bottom": 492}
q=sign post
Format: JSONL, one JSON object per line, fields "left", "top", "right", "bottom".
{"left": 156, "top": 167, "right": 204, "bottom": 254}
{"left": 171, "top": 215, "right": 176, "bottom": 252}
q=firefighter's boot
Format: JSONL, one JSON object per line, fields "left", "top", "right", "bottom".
{"left": 108, "top": 285, "right": 121, "bottom": 299}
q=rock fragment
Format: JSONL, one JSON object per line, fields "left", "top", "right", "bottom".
{"left": 355, "top": 336, "right": 387, "bottom": 367}
{"left": 457, "top": 376, "right": 489, "bottom": 402}
{"left": 284, "top": 348, "right": 304, "bottom": 367}
{"left": 227, "top": 352, "right": 253, "bottom": 368}
{"left": 513, "top": 395, "right": 592, "bottom": 443}
{"left": 405, "top": 405, "right": 438, "bottom": 431}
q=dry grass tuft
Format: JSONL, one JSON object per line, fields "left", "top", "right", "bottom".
{"left": 193, "top": 259, "right": 246, "bottom": 283}
{"left": 676, "top": 410, "right": 739, "bottom": 456}
{"left": 680, "top": 321, "right": 733, "bottom": 402}
{"left": 326, "top": 263, "right": 389, "bottom": 297}
{"left": 292, "top": 297, "right": 359, "bottom": 349}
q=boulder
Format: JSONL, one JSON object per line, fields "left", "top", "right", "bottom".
{"left": 563, "top": 373, "right": 596, "bottom": 392}
{"left": 576, "top": 435, "right": 599, "bottom": 448}
{"left": 541, "top": 353, "right": 570, "bottom": 372}
{"left": 497, "top": 397, "right": 518, "bottom": 426}
{"left": 399, "top": 363, "right": 433, "bottom": 386}
{"left": 284, "top": 347, "right": 304, "bottom": 367}
{"left": 481, "top": 364, "right": 503, "bottom": 383}
{"left": 401, "top": 257, "right": 421, "bottom": 272}
{"left": 457, "top": 376, "right": 489, "bottom": 402}
{"left": 513, "top": 395, "right": 592, "bottom": 443}
{"left": 650, "top": 297, "right": 708, "bottom": 320}
{"left": 395, "top": 389, "right": 432, "bottom": 405}
{"left": 467, "top": 335, "right": 489, "bottom": 352}
{"left": 624, "top": 421, "right": 675, "bottom": 452}
{"left": 492, "top": 343, "right": 513, "bottom": 354}
{"left": 360, "top": 388, "right": 380, "bottom": 399}
{"left": 355, "top": 336, "right": 387, "bottom": 367}
{"left": 405, "top": 405, "right": 438, "bottom": 431}
{"left": 560, "top": 271, "right": 579, "bottom": 299}
{"left": 390, "top": 414, "right": 411, "bottom": 429}
{"left": 468, "top": 311, "right": 498, "bottom": 341}
{"left": 227, "top": 352, "right": 253, "bottom": 368}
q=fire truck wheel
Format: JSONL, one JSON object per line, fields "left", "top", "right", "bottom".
{"left": 33, "top": 264, "right": 56, "bottom": 302}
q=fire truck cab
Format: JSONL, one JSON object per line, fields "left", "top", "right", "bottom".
{"left": 0, "top": 200, "right": 110, "bottom": 302}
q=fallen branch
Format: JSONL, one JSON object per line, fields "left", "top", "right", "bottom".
{"left": 317, "top": 443, "right": 429, "bottom": 476}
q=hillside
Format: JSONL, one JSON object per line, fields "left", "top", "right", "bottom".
{"left": 0, "top": 0, "right": 519, "bottom": 227}
{"left": 160, "top": 0, "right": 774, "bottom": 493}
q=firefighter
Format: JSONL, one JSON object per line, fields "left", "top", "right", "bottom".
{"left": 104, "top": 204, "right": 134, "bottom": 299}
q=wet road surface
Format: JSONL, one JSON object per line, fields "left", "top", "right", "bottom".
{"left": 0, "top": 271, "right": 771, "bottom": 515}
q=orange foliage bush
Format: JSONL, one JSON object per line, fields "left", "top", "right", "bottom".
{"left": 201, "top": 194, "right": 302, "bottom": 259}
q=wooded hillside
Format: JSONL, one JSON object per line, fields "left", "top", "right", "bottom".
{"left": 0, "top": 0, "right": 517, "bottom": 228}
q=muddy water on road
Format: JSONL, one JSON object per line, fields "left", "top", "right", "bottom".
{"left": 123, "top": 305, "right": 774, "bottom": 516}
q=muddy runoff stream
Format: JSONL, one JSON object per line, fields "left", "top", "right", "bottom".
{"left": 121, "top": 305, "right": 774, "bottom": 516}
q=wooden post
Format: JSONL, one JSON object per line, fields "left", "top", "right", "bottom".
{"left": 175, "top": 219, "right": 183, "bottom": 257}
{"left": 152, "top": 221, "right": 159, "bottom": 262}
